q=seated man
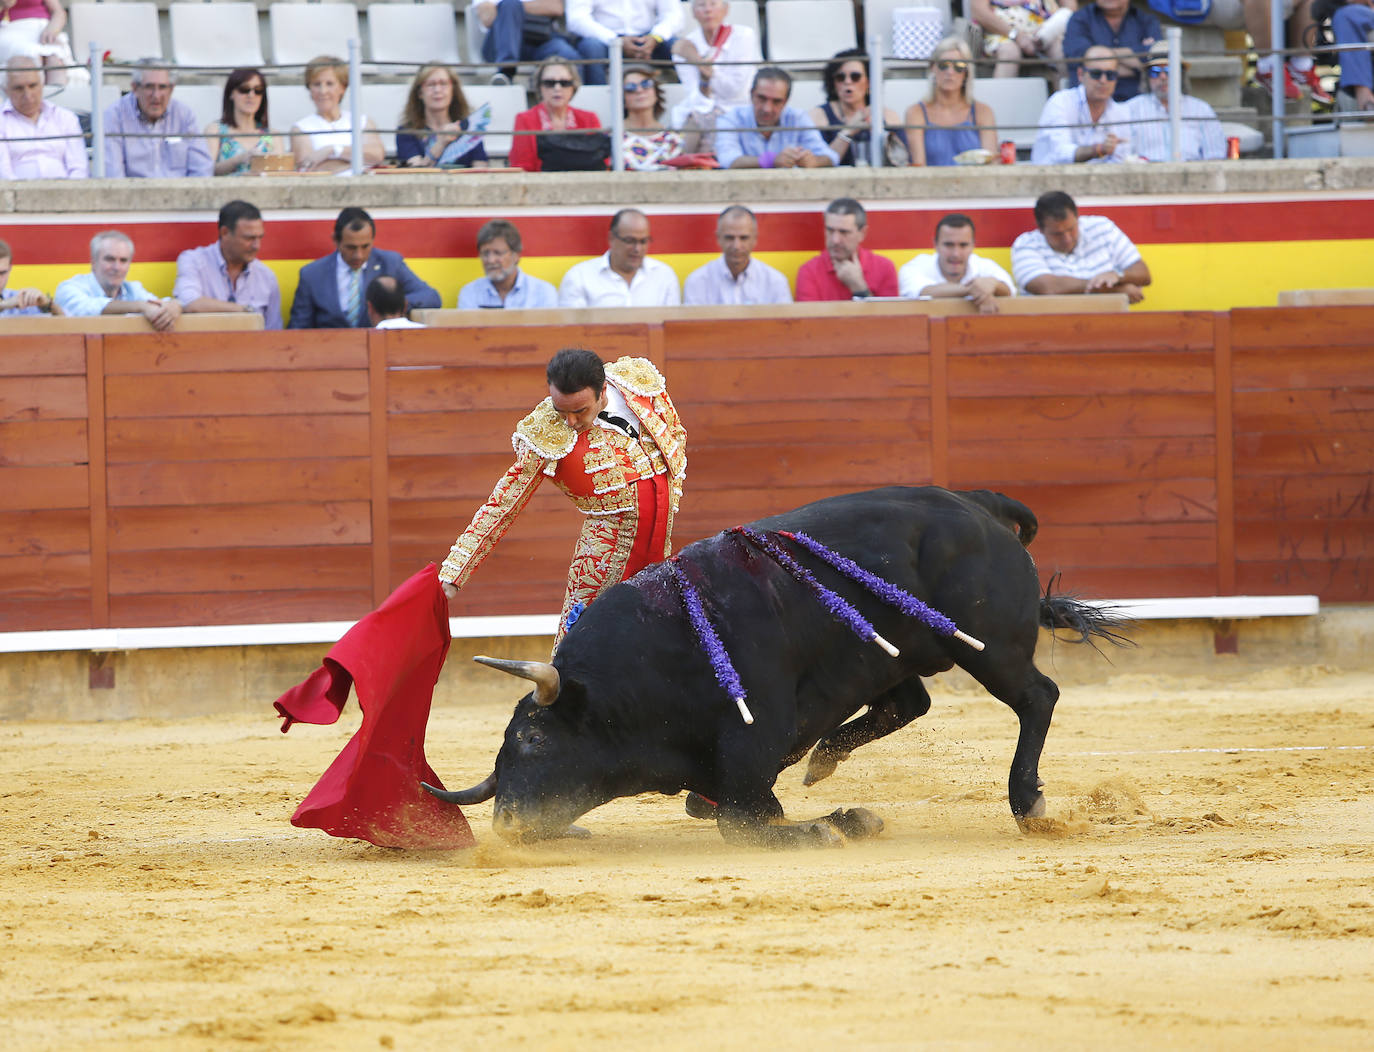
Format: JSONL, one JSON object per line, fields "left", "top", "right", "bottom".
{"left": 566, "top": 0, "right": 681, "bottom": 85}
{"left": 471, "top": 0, "right": 580, "bottom": 82}
{"left": 715, "top": 67, "right": 838, "bottom": 169}
{"left": 1031, "top": 46, "right": 1130, "bottom": 165}
{"left": 102, "top": 59, "right": 211, "bottom": 178}
{"left": 289, "top": 208, "right": 441, "bottom": 329}
{"left": 368, "top": 276, "right": 425, "bottom": 329}
{"left": 559, "top": 209, "right": 681, "bottom": 308}
{"left": 458, "top": 219, "right": 558, "bottom": 309}
{"left": 796, "top": 198, "right": 898, "bottom": 302}
{"left": 898, "top": 213, "right": 1014, "bottom": 314}
{"left": 683, "top": 206, "right": 792, "bottom": 306}
{"left": 54, "top": 230, "right": 183, "bottom": 330}
{"left": 0, "top": 238, "right": 60, "bottom": 315}
{"left": 1011, "top": 190, "right": 1150, "bottom": 304}
{"left": 0, "top": 56, "right": 86, "bottom": 179}
{"left": 1123, "top": 41, "right": 1226, "bottom": 162}
{"left": 1063, "top": 0, "right": 1162, "bottom": 101}
{"left": 1334, "top": 0, "right": 1374, "bottom": 112}
{"left": 174, "top": 200, "right": 282, "bottom": 329}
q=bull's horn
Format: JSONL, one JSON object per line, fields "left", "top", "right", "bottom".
{"left": 474, "top": 655, "right": 560, "bottom": 707}
{"left": 422, "top": 772, "right": 497, "bottom": 805}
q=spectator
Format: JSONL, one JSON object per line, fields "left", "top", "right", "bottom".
{"left": 367, "top": 276, "right": 425, "bottom": 329}
{"left": 898, "top": 213, "right": 1014, "bottom": 313}
{"left": 1200, "top": 0, "right": 1328, "bottom": 102}
{"left": 0, "top": 0, "right": 77, "bottom": 86}
{"left": 810, "top": 48, "right": 909, "bottom": 167}
{"left": 1334, "top": 0, "right": 1374, "bottom": 112}
{"left": 1123, "top": 41, "right": 1225, "bottom": 161}
{"left": 566, "top": 0, "right": 681, "bottom": 85}
{"left": 508, "top": 59, "right": 607, "bottom": 172}
{"left": 621, "top": 65, "right": 683, "bottom": 169}
{"left": 0, "top": 55, "right": 85, "bottom": 178}
{"left": 291, "top": 55, "right": 385, "bottom": 174}
{"left": 289, "top": 208, "right": 440, "bottom": 329}
{"left": 795, "top": 197, "right": 898, "bottom": 302}
{"left": 715, "top": 68, "right": 839, "bottom": 169}
{"left": 1011, "top": 190, "right": 1150, "bottom": 302}
{"left": 102, "top": 60, "right": 212, "bottom": 178}
{"left": 683, "top": 205, "right": 792, "bottom": 306}
{"left": 1031, "top": 45, "right": 1130, "bottom": 164}
{"left": 0, "top": 238, "right": 58, "bottom": 315}
{"left": 971, "top": 0, "right": 1072, "bottom": 79}
{"left": 173, "top": 200, "right": 282, "bottom": 329}
{"left": 559, "top": 209, "right": 681, "bottom": 308}
{"left": 457, "top": 218, "right": 559, "bottom": 309}
{"left": 396, "top": 64, "right": 489, "bottom": 168}
{"left": 1063, "top": 0, "right": 1161, "bottom": 101}
{"left": 905, "top": 38, "right": 998, "bottom": 167}
{"left": 470, "top": 0, "right": 581, "bottom": 82}
{"left": 670, "top": 0, "right": 761, "bottom": 150}
{"left": 54, "top": 230, "right": 182, "bottom": 329}
{"left": 204, "top": 68, "right": 288, "bottom": 177}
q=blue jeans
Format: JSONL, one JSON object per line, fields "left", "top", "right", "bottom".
{"left": 1333, "top": 4, "right": 1374, "bottom": 92}
{"left": 573, "top": 36, "right": 673, "bottom": 86}
{"left": 480, "top": 0, "right": 580, "bottom": 66}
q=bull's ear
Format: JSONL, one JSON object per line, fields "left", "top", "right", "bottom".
{"left": 549, "top": 676, "right": 589, "bottom": 723}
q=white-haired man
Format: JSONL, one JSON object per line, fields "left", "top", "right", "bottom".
{"left": 0, "top": 56, "right": 86, "bottom": 178}
{"left": 54, "top": 231, "right": 182, "bottom": 330}
{"left": 102, "top": 59, "right": 211, "bottom": 177}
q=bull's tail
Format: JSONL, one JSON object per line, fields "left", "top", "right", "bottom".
{"left": 962, "top": 489, "right": 1039, "bottom": 548}
{"left": 1039, "top": 575, "right": 1134, "bottom": 650}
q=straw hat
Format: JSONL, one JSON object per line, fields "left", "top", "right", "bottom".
{"left": 1146, "top": 40, "right": 1189, "bottom": 71}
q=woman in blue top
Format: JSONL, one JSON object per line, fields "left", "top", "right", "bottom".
{"left": 395, "top": 64, "right": 489, "bottom": 168}
{"left": 904, "top": 37, "right": 999, "bottom": 166}
{"left": 808, "top": 48, "right": 909, "bottom": 166}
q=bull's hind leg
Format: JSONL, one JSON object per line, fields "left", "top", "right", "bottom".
{"left": 802, "top": 675, "right": 933, "bottom": 786}
{"left": 993, "top": 667, "right": 1060, "bottom": 824}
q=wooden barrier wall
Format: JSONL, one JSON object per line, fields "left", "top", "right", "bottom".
{"left": 2, "top": 307, "right": 1371, "bottom": 632}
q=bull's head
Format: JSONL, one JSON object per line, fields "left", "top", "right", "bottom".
{"left": 422, "top": 655, "right": 614, "bottom": 842}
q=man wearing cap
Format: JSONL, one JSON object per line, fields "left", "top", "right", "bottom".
{"left": 1122, "top": 41, "right": 1226, "bottom": 162}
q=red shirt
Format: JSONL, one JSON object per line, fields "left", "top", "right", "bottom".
{"left": 508, "top": 105, "right": 603, "bottom": 173}
{"left": 795, "top": 247, "right": 899, "bottom": 301}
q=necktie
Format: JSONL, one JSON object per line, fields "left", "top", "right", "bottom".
{"left": 598, "top": 411, "right": 638, "bottom": 437}
{"left": 345, "top": 268, "right": 362, "bottom": 327}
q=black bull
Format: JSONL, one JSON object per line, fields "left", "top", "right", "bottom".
{"left": 425, "top": 486, "right": 1126, "bottom": 848}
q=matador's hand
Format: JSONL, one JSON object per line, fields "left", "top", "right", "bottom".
{"left": 441, "top": 582, "right": 459, "bottom": 600}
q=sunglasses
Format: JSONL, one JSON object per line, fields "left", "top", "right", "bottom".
{"left": 833, "top": 70, "right": 865, "bottom": 83}
{"left": 1147, "top": 64, "right": 1168, "bottom": 77}
{"left": 1083, "top": 68, "right": 1119, "bottom": 81}
{"left": 540, "top": 78, "right": 575, "bottom": 89}
{"left": 234, "top": 84, "right": 265, "bottom": 95}
{"left": 623, "top": 78, "right": 656, "bottom": 92}
{"left": 934, "top": 59, "right": 968, "bottom": 73}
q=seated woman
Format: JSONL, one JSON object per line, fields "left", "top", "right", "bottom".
{"left": 621, "top": 66, "right": 683, "bottom": 170}
{"left": 204, "top": 68, "right": 289, "bottom": 176}
{"left": 508, "top": 58, "right": 606, "bottom": 172}
{"left": 904, "top": 37, "right": 999, "bottom": 167}
{"left": 809, "top": 48, "right": 908, "bottom": 167}
{"left": 0, "top": 0, "right": 79, "bottom": 86}
{"left": 670, "top": 0, "right": 761, "bottom": 150}
{"left": 291, "top": 54, "right": 385, "bottom": 173}
{"left": 970, "top": 0, "right": 1073, "bottom": 80}
{"left": 395, "top": 64, "right": 488, "bottom": 168}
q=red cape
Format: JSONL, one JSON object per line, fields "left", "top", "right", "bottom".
{"left": 273, "top": 564, "right": 475, "bottom": 849}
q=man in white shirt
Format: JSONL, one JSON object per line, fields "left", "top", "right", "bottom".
{"left": 1031, "top": 46, "right": 1130, "bottom": 165}
{"left": 683, "top": 206, "right": 792, "bottom": 306}
{"left": 0, "top": 56, "right": 87, "bottom": 179}
{"left": 367, "top": 276, "right": 426, "bottom": 328}
{"left": 566, "top": 0, "right": 681, "bottom": 85}
{"left": 559, "top": 209, "right": 681, "bottom": 308}
{"left": 898, "top": 213, "right": 1014, "bottom": 313}
{"left": 1011, "top": 190, "right": 1150, "bottom": 303}
{"left": 1123, "top": 40, "right": 1226, "bottom": 162}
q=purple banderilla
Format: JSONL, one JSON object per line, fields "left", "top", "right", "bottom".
{"left": 668, "top": 555, "right": 754, "bottom": 725}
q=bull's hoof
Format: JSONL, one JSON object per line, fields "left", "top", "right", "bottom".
{"left": 802, "top": 746, "right": 848, "bottom": 786}
{"left": 684, "top": 792, "right": 717, "bottom": 820}
{"left": 1013, "top": 793, "right": 1048, "bottom": 832}
{"left": 824, "top": 807, "right": 885, "bottom": 840}
{"left": 798, "top": 821, "right": 846, "bottom": 848}
{"left": 560, "top": 824, "right": 592, "bottom": 839}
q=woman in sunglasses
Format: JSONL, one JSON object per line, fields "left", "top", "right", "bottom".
{"left": 508, "top": 59, "right": 606, "bottom": 172}
{"left": 204, "top": 67, "right": 288, "bottom": 176}
{"left": 809, "top": 48, "right": 908, "bottom": 166}
{"left": 621, "top": 66, "right": 684, "bottom": 170}
{"left": 904, "top": 38, "right": 997, "bottom": 167}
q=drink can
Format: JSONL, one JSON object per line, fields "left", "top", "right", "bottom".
{"left": 1227, "top": 136, "right": 1241, "bottom": 160}
{"left": 1000, "top": 140, "right": 1016, "bottom": 165}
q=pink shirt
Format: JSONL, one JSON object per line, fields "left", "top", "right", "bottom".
{"left": 0, "top": 98, "right": 88, "bottom": 179}
{"left": 2, "top": 0, "right": 51, "bottom": 21}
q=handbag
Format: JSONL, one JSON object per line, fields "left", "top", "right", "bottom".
{"left": 537, "top": 130, "right": 611, "bottom": 171}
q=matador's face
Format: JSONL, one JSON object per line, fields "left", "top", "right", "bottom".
{"left": 550, "top": 383, "right": 608, "bottom": 434}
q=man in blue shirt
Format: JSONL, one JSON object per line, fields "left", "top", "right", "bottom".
{"left": 1063, "top": 0, "right": 1161, "bottom": 102}
{"left": 54, "top": 230, "right": 182, "bottom": 330}
{"left": 715, "top": 67, "right": 838, "bottom": 169}
{"left": 457, "top": 219, "right": 558, "bottom": 310}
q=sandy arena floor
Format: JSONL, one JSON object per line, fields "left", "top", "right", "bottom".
{"left": 3, "top": 652, "right": 1373, "bottom": 1050}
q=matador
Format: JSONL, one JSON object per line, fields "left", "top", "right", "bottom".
{"left": 439, "top": 348, "right": 687, "bottom": 646}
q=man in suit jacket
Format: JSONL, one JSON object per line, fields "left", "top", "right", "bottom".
{"left": 288, "top": 207, "right": 441, "bottom": 329}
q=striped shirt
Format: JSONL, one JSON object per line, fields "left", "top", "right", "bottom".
{"left": 1011, "top": 215, "right": 1142, "bottom": 293}
{"left": 1122, "top": 92, "right": 1226, "bottom": 162}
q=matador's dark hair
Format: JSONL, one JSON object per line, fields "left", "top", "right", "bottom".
{"left": 547, "top": 348, "right": 605, "bottom": 395}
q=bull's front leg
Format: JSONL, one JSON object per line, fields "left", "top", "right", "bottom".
{"left": 803, "top": 675, "right": 933, "bottom": 785}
